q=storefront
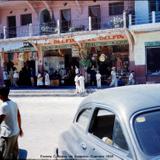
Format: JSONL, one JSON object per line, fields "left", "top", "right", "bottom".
{"left": 132, "top": 31, "right": 160, "bottom": 83}
{"left": 41, "top": 38, "right": 80, "bottom": 86}
{"left": 0, "top": 41, "right": 38, "bottom": 86}
{"left": 40, "top": 32, "right": 129, "bottom": 86}
{"left": 77, "top": 34, "right": 129, "bottom": 85}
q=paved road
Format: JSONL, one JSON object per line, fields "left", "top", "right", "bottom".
{"left": 12, "top": 96, "right": 84, "bottom": 159}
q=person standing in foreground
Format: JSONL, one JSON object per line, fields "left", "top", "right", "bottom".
{"left": 0, "top": 87, "right": 23, "bottom": 160}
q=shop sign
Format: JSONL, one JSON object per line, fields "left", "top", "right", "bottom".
{"left": 49, "top": 38, "right": 76, "bottom": 45}
{"left": 42, "top": 44, "right": 72, "bottom": 51}
{"left": 48, "top": 34, "right": 127, "bottom": 46}
{"left": 87, "top": 34, "right": 127, "bottom": 42}
{"left": 86, "top": 40, "right": 128, "bottom": 47}
{"left": 29, "top": 39, "right": 49, "bottom": 44}
{"left": 72, "top": 45, "right": 79, "bottom": 57}
{"left": 19, "top": 47, "right": 36, "bottom": 52}
{"left": 145, "top": 41, "right": 160, "bottom": 47}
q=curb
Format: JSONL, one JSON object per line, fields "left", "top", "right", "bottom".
{"left": 8, "top": 88, "right": 101, "bottom": 97}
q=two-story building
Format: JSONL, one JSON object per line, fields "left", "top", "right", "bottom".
{"left": 3, "top": 0, "right": 158, "bottom": 86}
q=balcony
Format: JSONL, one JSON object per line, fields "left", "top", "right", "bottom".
{"left": 129, "top": 11, "right": 160, "bottom": 31}
{"left": 0, "top": 15, "right": 126, "bottom": 40}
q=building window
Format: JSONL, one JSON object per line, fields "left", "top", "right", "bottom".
{"left": 146, "top": 47, "right": 160, "bottom": 75}
{"left": 60, "top": 9, "right": 71, "bottom": 33}
{"left": 21, "top": 14, "right": 32, "bottom": 26}
{"left": 88, "top": 5, "right": 101, "bottom": 30}
{"left": 109, "top": 2, "right": 124, "bottom": 16}
{"left": 149, "top": 0, "right": 160, "bottom": 12}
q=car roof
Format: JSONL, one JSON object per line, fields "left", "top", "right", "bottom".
{"left": 80, "top": 84, "right": 160, "bottom": 119}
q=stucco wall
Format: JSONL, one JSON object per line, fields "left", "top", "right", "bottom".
{"left": 134, "top": 31, "right": 160, "bottom": 66}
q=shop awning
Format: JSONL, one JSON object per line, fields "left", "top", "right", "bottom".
{"left": 0, "top": 41, "right": 24, "bottom": 52}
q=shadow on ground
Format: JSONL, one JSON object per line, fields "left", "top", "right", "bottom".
{"left": 19, "top": 149, "right": 27, "bottom": 160}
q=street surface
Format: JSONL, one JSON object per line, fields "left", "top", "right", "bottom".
{"left": 12, "top": 96, "right": 84, "bottom": 159}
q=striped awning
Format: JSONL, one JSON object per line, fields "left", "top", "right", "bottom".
{"left": 0, "top": 41, "right": 23, "bottom": 52}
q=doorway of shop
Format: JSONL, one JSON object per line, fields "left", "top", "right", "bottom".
{"left": 64, "top": 49, "right": 79, "bottom": 85}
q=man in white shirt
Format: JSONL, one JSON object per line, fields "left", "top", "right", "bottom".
{"left": 96, "top": 71, "right": 102, "bottom": 88}
{"left": 37, "top": 73, "right": 43, "bottom": 87}
{"left": 74, "top": 74, "right": 80, "bottom": 94}
{"left": 109, "top": 67, "right": 118, "bottom": 87}
{"left": 44, "top": 71, "right": 50, "bottom": 87}
{"left": 0, "top": 87, "right": 23, "bottom": 159}
{"left": 78, "top": 74, "right": 85, "bottom": 94}
{"left": 13, "top": 70, "right": 19, "bottom": 87}
{"left": 128, "top": 71, "right": 135, "bottom": 85}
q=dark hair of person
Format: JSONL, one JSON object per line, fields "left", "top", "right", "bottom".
{"left": 0, "top": 87, "right": 10, "bottom": 97}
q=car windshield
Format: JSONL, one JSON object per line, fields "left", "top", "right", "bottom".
{"left": 134, "top": 110, "right": 160, "bottom": 156}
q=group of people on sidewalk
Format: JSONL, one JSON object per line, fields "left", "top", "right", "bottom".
{"left": 74, "top": 66, "right": 135, "bottom": 94}
{"left": 109, "top": 67, "right": 135, "bottom": 87}
{"left": 3, "top": 67, "right": 51, "bottom": 88}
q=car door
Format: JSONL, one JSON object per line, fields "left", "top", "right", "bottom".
{"left": 86, "top": 107, "right": 134, "bottom": 160}
{"left": 72, "top": 105, "right": 94, "bottom": 158}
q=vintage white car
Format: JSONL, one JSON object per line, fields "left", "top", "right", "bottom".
{"left": 56, "top": 84, "right": 160, "bottom": 160}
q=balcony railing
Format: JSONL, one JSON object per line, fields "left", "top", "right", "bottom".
{"left": 0, "top": 14, "right": 126, "bottom": 40}
{"left": 129, "top": 11, "right": 160, "bottom": 26}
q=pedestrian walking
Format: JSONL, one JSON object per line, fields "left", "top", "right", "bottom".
{"left": 37, "top": 72, "right": 43, "bottom": 87}
{"left": 13, "top": 69, "right": 19, "bottom": 87}
{"left": 128, "top": 71, "right": 135, "bottom": 85}
{"left": 74, "top": 74, "right": 80, "bottom": 94}
{"left": 78, "top": 74, "right": 85, "bottom": 95}
{"left": 96, "top": 70, "right": 101, "bottom": 88}
{"left": 3, "top": 69, "right": 11, "bottom": 87}
{"left": 44, "top": 71, "right": 50, "bottom": 87}
{"left": 0, "top": 87, "right": 23, "bottom": 160}
{"left": 30, "top": 68, "right": 35, "bottom": 87}
{"left": 109, "top": 67, "right": 118, "bottom": 87}
{"left": 90, "top": 65, "right": 96, "bottom": 86}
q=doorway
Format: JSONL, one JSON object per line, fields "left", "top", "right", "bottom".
{"left": 7, "top": 16, "right": 16, "bottom": 38}
{"left": 89, "top": 5, "right": 101, "bottom": 30}
{"left": 60, "top": 9, "right": 71, "bottom": 33}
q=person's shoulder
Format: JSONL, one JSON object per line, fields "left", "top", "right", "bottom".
{"left": 0, "top": 102, "right": 8, "bottom": 108}
{"left": 8, "top": 100, "right": 18, "bottom": 107}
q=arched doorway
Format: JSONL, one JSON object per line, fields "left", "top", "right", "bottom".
{"left": 40, "top": 9, "right": 55, "bottom": 35}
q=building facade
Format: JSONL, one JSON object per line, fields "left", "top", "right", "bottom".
{"left": 0, "top": 0, "right": 159, "bottom": 86}
{"left": 129, "top": 0, "right": 160, "bottom": 83}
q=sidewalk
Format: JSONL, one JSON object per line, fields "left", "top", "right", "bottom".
{"left": 9, "top": 86, "right": 102, "bottom": 97}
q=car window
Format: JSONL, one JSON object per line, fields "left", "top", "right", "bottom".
{"left": 112, "top": 119, "right": 128, "bottom": 151}
{"left": 89, "top": 108, "right": 129, "bottom": 151}
{"left": 76, "top": 108, "right": 92, "bottom": 131}
{"left": 134, "top": 110, "right": 160, "bottom": 156}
